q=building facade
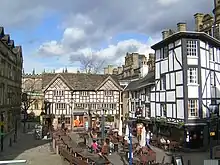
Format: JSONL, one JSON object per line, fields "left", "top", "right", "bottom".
{"left": 150, "top": 23, "right": 220, "bottom": 149}
{"left": 125, "top": 54, "right": 155, "bottom": 119}
{"left": 22, "top": 70, "right": 44, "bottom": 116}
{"left": 0, "top": 27, "right": 23, "bottom": 135}
{"left": 42, "top": 73, "right": 123, "bottom": 130}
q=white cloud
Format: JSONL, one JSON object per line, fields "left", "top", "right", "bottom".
{"left": 157, "top": 0, "right": 179, "bottom": 6}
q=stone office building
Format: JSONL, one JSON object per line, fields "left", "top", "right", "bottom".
{"left": 0, "top": 27, "right": 23, "bottom": 137}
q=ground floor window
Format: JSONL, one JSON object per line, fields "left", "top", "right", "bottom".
{"left": 188, "top": 100, "right": 198, "bottom": 117}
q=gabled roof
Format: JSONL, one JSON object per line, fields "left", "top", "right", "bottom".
{"left": 125, "top": 71, "right": 155, "bottom": 91}
{"left": 42, "top": 73, "right": 121, "bottom": 91}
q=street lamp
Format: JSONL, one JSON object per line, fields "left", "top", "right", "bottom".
{"left": 101, "top": 109, "right": 106, "bottom": 140}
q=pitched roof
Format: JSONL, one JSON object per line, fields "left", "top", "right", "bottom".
{"left": 125, "top": 71, "right": 155, "bottom": 91}
{"left": 42, "top": 73, "right": 120, "bottom": 91}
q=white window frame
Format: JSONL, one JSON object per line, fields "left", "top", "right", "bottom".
{"left": 54, "top": 90, "right": 64, "bottom": 96}
{"left": 188, "top": 100, "right": 198, "bottom": 118}
{"left": 80, "top": 91, "right": 88, "bottom": 96}
{"left": 104, "top": 90, "right": 113, "bottom": 96}
{"left": 186, "top": 40, "right": 197, "bottom": 56}
{"left": 187, "top": 68, "right": 197, "bottom": 84}
{"left": 55, "top": 103, "right": 66, "bottom": 110}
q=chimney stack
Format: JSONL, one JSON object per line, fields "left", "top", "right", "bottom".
{"left": 162, "top": 30, "right": 169, "bottom": 40}
{"left": 194, "top": 13, "right": 204, "bottom": 32}
{"left": 177, "top": 22, "right": 187, "bottom": 32}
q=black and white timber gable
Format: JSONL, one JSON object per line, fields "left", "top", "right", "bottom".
{"left": 42, "top": 73, "right": 123, "bottom": 128}
{"left": 150, "top": 31, "right": 220, "bottom": 125}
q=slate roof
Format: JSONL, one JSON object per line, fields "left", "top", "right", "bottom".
{"left": 42, "top": 73, "right": 120, "bottom": 91}
{"left": 125, "top": 71, "right": 155, "bottom": 91}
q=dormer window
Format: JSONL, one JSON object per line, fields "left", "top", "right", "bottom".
{"left": 80, "top": 91, "right": 88, "bottom": 96}
{"left": 104, "top": 90, "right": 113, "bottom": 96}
{"left": 53, "top": 90, "right": 64, "bottom": 96}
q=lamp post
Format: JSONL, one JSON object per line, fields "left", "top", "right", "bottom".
{"left": 101, "top": 109, "right": 106, "bottom": 140}
{"left": 128, "top": 121, "right": 133, "bottom": 165}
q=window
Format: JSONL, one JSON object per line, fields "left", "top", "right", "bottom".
{"left": 160, "top": 76, "right": 166, "bottom": 90}
{"left": 188, "top": 68, "right": 197, "bottom": 84}
{"left": 104, "top": 90, "right": 113, "bottom": 96}
{"left": 163, "top": 46, "right": 169, "bottom": 58}
{"left": 161, "top": 104, "right": 167, "bottom": 117}
{"left": 34, "top": 102, "right": 39, "bottom": 110}
{"left": 188, "top": 100, "right": 198, "bottom": 117}
{"left": 80, "top": 91, "right": 88, "bottom": 96}
{"left": 53, "top": 90, "right": 64, "bottom": 96}
{"left": 187, "top": 40, "right": 197, "bottom": 56}
{"left": 55, "top": 103, "right": 66, "bottom": 109}
{"left": 209, "top": 47, "right": 214, "bottom": 61}
{"left": 210, "top": 71, "right": 215, "bottom": 86}
{"left": 65, "top": 117, "right": 70, "bottom": 124}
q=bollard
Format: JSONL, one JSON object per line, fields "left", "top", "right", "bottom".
{"left": 56, "top": 145, "right": 59, "bottom": 155}
{"left": 9, "top": 138, "right": 12, "bottom": 147}
{"left": 13, "top": 134, "right": 16, "bottom": 143}
{"left": 53, "top": 139, "right": 56, "bottom": 151}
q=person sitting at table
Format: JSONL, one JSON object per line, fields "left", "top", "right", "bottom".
{"left": 160, "top": 137, "right": 166, "bottom": 144}
{"left": 91, "top": 140, "right": 99, "bottom": 153}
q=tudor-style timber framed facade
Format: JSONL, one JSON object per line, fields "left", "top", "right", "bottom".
{"left": 42, "top": 73, "right": 123, "bottom": 130}
{"left": 150, "top": 31, "right": 220, "bottom": 149}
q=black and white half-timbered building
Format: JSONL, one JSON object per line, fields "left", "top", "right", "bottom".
{"left": 150, "top": 29, "right": 220, "bottom": 149}
{"left": 125, "top": 54, "right": 155, "bottom": 120}
{"left": 42, "top": 73, "right": 123, "bottom": 130}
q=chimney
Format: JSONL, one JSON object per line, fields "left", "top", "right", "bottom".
{"left": 162, "top": 30, "right": 169, "bottom": 39}
{"left": 177, "top": 22, "right": 187, "bottom": 32}
{"left": 194, "top": 13, "right": 204, "bottom": 32}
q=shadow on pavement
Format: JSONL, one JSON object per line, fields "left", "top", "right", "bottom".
{"left": 0, "top": 124, "right": 51, "bottom": 161}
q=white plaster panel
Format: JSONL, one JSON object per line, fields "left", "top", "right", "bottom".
{"left": 166, "top": 91, "right": 175, "bottom": 102}
{"left": 160, "top": 92, "right": 165, "bottom": 102}
{"left": 167, "top": 104, "right": 172, "bottom": 118}
{"left": 173, "top": 104, "right": 176, "bottom": 118}
{"left": 176, "top": 71, "right": 183, "bottom": 85}
{"left": 206, "top": 50, "right": 210, "bottom": 68}
{"left": 206, "top": 43, "right": 209, "bottom": 50}
{"left": 200, "top": 49, "right": 207, "bottom": 68}
{"left": 169, "top": 43, "right": 174, "bottom": 49}
{"left": 170, "top": 73, "right": 175, "bottom": 89}
{"left": 175, "top": 39, "right": 181, "bottom": 46}
{"left": 156, "top": 81, "right": 160, "bottom": 91}
{"left": 161, "top": 60, "right": 168, "bottom": 74}
{"left": 155, "top": 62, "right": 160, "bottom": 79}
{"left": 150, "top": 103, "right": 155, "bottom": 117}
{"left": 210, "top": 61, "right": 215, "bottom": 70}
{"left": 156, "top": 92, "right": 160, "bottom": 102}
{"left": 166, "top": 74, "right": 170, "bottom": 90}
{"left": 187, "top": 56, "right": 198, "bottom": 65}
{"left": 156, "top": 104, "right": 161, "bottom": 117}
{"left": 156, "top": 49, "right": 160, "bottom": 61}
{"left": 168, "top": 51, "right": 173, "bottom": 72}
{"left": 173, "top": 47, "right": 182, "bottom": 70}
{"left": 201, "top": 68, "right": 207, "bottom": 98}
{"left": 206, "top": 70, "right": 211, "bottom": 98}
{"left": 176, "top": 86, "right": 183, "bottom": 98}
{"left": 200, "top": 41, "right": 205, "bottom": 49}
{"left": 176, "top": 99, "right": 184, "bottom": 119}
{"left": 151, "top": 93, "right": 155, "bottom": 101}
{"left": 188, "top": 86, "right": 199, "bottom": 98}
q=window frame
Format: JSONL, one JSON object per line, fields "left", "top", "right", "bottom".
{"left": 188, "top": 99, "right": 198, "bottom": 118}
{"left": 187, "top": 68, "right": 197, "bottom": 84}
{"left": 186, "top": 40, "right": 197, "bottom": 56}
{"left": 160, "top": 75, "right": 166, "bottom": 90}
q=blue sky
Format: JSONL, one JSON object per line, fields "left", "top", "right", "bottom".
{"left": 1, "top": 0, "right": 211, "bottom": 74}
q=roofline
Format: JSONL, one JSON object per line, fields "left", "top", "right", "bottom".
{"left": 151, "top": 31, "right": 220, "bottom": 50}
{"left": 125, "top": 82, "right": 155, "bottom": 91}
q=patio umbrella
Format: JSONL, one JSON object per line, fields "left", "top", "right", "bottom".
{"left": 140, "top": 126, "right": 146, "bottom": 147}
{"left": 124, "top": 124, "right": 130, "bottom": 143}
{"left": 118, "top": 120, "right": 123, "bottom": 136}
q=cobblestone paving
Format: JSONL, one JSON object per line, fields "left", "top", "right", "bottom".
{"left": 0, "top": 128, "right": 66, "bottom": 165}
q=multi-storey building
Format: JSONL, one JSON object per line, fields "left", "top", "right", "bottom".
{"left": 150, "top": 21, "right": 220, "bottom": 149}
{"left": 125, "top": 54, "right": 155, "bottom": 119}
{"left": 22, "top": 70, "right": 44, "bottom": 116}
{"left": 0, "top": 27, "right": 23, "bottom": 136}
{"left": 42, "top": 73, "right": 123, "bottom": 130}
